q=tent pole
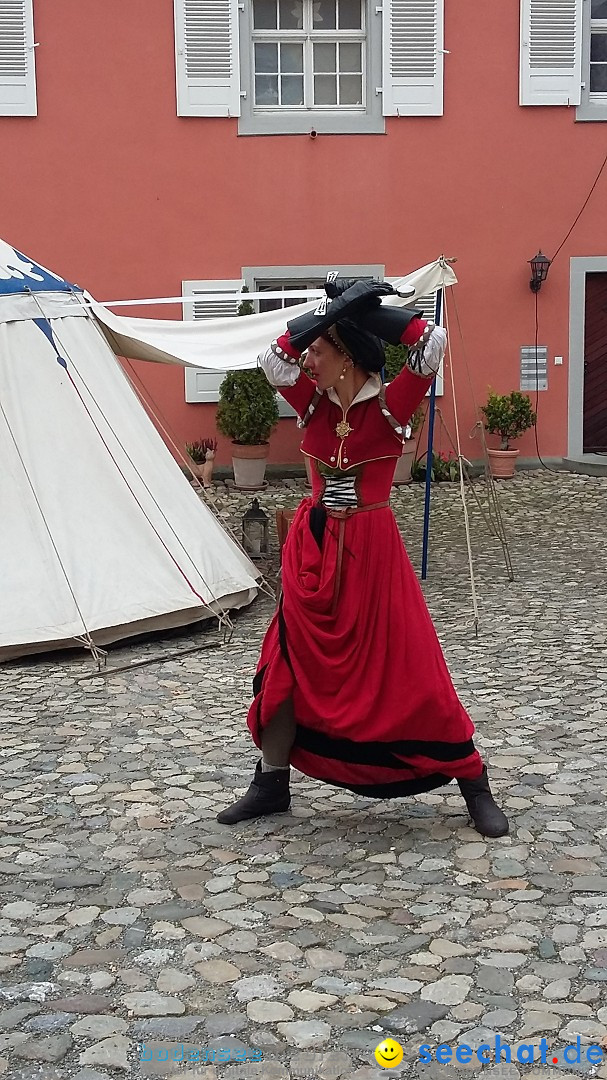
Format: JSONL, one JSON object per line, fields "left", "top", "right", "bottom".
{"left": 420, "top": 287, "right": 443, "bottom": 581}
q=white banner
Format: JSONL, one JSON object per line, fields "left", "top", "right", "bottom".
{"left": 84, "top": 259, "right": 457, "bottom": 372}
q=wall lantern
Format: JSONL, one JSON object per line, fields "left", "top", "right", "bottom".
{"left": 242, "top": 498, "right": 269, "bottom": 559}
{"left": 529, "top": 251, "right": 551, "bottom": 293}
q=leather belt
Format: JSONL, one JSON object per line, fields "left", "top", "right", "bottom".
{"left": 322, "top": 501, "right": 390, "bottom": 615}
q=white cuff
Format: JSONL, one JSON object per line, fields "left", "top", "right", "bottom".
{"left": 257, "top": 342, "right": 301, "bottom": 387}
{"left": 407, "top": 325, "right": 447, "bottom": 377}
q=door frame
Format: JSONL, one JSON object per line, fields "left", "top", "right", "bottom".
{"left": 568, "top": 256, "right": 607, "bottom": 459}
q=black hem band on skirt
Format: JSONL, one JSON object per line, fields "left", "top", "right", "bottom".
{"left": 294, "top": 723, "right": 475, "bottom": 769}
{"left": 317, "top": 771, "right": 455, "bottom": 798}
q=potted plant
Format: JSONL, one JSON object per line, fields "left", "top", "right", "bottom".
{"left": 384, "top": 342, "right": 426, "bottom": 485}
{"left": 185, "top": 438, "right": 217, "bottom": 487}
{"left": 216, "top": 286, "right": 280, "bottom": 490}
{"left": 481, "top": 390, "right": 537, "bottom": 478}
{"left": 216, "top": 371, "right": 279, "bottom": 489}
{"left": 411, "top": 450, "right": 461, "bottom": 483}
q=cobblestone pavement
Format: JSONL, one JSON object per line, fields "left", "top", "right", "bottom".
{"left": 1, "top": 471, "right": 606, "bottom": 1080}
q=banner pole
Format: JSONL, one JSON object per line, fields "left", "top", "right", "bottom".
{"left": 421, "top": 287, "right": 443, "bottom": 580}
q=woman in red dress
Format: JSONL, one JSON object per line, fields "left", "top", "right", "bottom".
{"left": 217, "top": 279, "right": 508, "bottom": 837}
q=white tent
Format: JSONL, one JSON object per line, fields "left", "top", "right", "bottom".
{"left": 0, "top": 240, "right": 259, "bottom": 661}
{"left": 0, "top": 241, "right": 457, "bottom": 661}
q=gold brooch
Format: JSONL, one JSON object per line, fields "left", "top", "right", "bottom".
{"left": 335, "top": 420, "right": 353, "bottom": 438}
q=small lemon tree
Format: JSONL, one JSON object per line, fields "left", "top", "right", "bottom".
{"left": 216, "top": 287, "right": 279, "bottom": 446}
{"left": 481, "top": 391, "right": 537, "bottom": 450}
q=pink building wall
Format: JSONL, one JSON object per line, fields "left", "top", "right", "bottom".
{"left": 2, "top": 0, "right": 606, "bottom": 466}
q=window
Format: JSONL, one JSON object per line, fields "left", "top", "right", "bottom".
{"left": 0, "top": 0, "right": 36, "bottom": 116}
{"left": 252, "top": 0, "right": 365, "bottom": 110}
{"left": 256, "top": 279, "right": 324, "bottom": 312}
{"left": 174, "top": 0, "right": 445, "bottom": 132}
{"left": 578, "top": 0, "right": 607, "bottom": 119}
{"left": 590, "top": 0, "right": 607, "bottom": 90}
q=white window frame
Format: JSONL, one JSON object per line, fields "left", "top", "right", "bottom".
{"left": 174, "top": 0, "right": 445, "bottom": 128}
{"left": 577, "top": 0, "right": 607, "bottom": 121}
{"left": 239, "top": 0, "right": 384, "bottom": 134}
{"left": 0, "top": 0, "right": 37, "bottom": 116}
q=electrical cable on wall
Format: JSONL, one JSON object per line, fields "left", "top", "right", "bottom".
{"left": 531, "top": 146, "right": 607, "bottom": 469}
{"left": 533, "top": 289, "right": 556, "bottom": 472}
{"left": 551, "top": 149, "right": 607, "bottom": 265}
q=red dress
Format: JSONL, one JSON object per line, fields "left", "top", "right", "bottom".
{"left": 247, "top": 358, "right": 483, "bottom": 797}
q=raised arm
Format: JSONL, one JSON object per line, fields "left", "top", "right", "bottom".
{"left": 384, "top": 317, "right": 447, "bottom": 426}
{"left": 356, "top": 305, "right": 447, "bottom": 426}
{"left": 257, "top": 332, "right": 318, "bottom": 417}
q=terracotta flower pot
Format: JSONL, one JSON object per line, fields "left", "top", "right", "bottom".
{"left": 487, "top": 448, "right": 519, "bottom": 479}
{"left": 232, "top": 443, "right": 269, "bottom": 491}
{"left": 392, "top": 439, "right": 417, "bottom": 485}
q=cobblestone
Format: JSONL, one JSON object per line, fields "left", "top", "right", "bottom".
{"left": 1, "top": 472, "right": 606, "bottom": 1078}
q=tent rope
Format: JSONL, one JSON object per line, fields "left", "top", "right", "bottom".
{"left": 73, "top": 635, "right": 109, "bottom": 668}
{"left": 113, "top": 348, "right": 276, "bottom": 604}
{"left": 0, "top": 395, "right": 106, "bottom": 667}
{"left": 442, "top": 288, "right": 480, "bottom": 635}
{"left": 31, "top": 295, "right": 239, "bottom": 634}
{"left": 448, "top": 288, "right": 515, "bottom": 580}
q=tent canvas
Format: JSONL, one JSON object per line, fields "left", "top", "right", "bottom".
{"left": 0, "top": 240, "right": 458, "bottom": 661}
{"left": 84, "top": 258, "right": 457, "bottom": 373}
{"left": 0, "top": 239, "right": 259, "bottom": 661}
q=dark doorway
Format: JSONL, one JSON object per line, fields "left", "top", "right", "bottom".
{"left": 583, "top": 272, "right": 607, "bottom": 453}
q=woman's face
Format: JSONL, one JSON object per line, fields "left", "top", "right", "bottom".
{"left": 302, "top": 337, "right": 347, "bottom": 390}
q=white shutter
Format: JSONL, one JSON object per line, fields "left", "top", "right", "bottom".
{"left": 184, "top": 280, "right": 242, "bottom": 403}
{"left": 174, "top": 0, "right": 240, "bottom": 118}
{"left": 382, "top": 0, "right": 444, "bottom": 117}
{"left": 520, "top": 0, "right": 582, "bottom": 105}
{"left": 0, "top": 0, "right": 36, "bottom": 116}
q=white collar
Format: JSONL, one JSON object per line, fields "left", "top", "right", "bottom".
{"left": 326, "top": 374, "right": 381, "bottom": 409}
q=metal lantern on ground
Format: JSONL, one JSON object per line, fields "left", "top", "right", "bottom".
{"left": 529, "top": 251, "right": 551, "bottom": 293}
{"left": 242, "top": 498, "right": 269, "bottom": 559}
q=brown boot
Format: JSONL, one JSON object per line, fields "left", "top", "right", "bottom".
{"left": 216, "top": 761, "right": 291, "bottom": 825}
{"left": 458, "top": 765, "right": 509, "bottom": 837}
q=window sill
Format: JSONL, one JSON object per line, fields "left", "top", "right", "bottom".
{"left": 575, "top": 99, "right": 607, "bottom": 121}
{"left": 238, "top": 109, "right": 385, "bottom": 136}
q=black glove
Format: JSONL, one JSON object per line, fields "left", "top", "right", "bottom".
{"left": 356, "top": 305, "right": 425, "bottom": 346}
{"left": 324, "top": 276, "right": 359, "bottom": 299}
{"left": 287, "top": 280, "right": 395, "bottom": 353}
{"left": 325, "top": 275, "right": 414, "bottom": 302}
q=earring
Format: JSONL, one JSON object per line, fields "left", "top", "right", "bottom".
{"left": 339, "top": 365, "right": 347, "bottom": 381}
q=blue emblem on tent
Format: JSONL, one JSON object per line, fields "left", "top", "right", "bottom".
{"left": 0, "top": 239, "right": 82, "bottom": 294}
{"left": 33, "top": 318, "right": 69, "bottom": 369}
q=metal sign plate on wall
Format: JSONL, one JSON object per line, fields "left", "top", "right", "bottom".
{"left": 520, "top": 346, "right": 547, "bottom": 391}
